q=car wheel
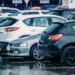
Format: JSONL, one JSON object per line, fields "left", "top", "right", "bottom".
{"left": 63, "top": 46, "right": 75, "bottom": 66}
{"left": 30, "top": 44, "right": 44, "bottom": 61}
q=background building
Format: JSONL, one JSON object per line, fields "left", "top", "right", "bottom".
{"left": 0, "top": 0, "right": 62, "bottom": 10}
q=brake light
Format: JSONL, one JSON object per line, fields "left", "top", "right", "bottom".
{"left": 48, "top": 34, "right": 63, "bottom": 41}
{"left": 5, "top": 27, "right": 19, "bottom": 32}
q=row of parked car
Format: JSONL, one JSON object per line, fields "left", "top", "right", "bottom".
{"left": 0, "top": 7, "right": 75, "bottom": 65}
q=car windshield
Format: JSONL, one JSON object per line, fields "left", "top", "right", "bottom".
{"left": 0, "top": 18, "right": 17, "bottom": 27}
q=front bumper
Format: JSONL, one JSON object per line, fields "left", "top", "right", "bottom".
{"left": 7, "top": 46, "right": 30, "bottom": 56}
{"left": 0, "top": 42, "right": 8, "bottom": 55}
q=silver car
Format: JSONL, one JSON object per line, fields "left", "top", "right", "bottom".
{"left": 7, "top": 34, "right": 44, "bottom": 60}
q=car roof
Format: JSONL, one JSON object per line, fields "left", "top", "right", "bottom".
{"left": 0, "top": 14, "right": 66, "bottom": 22}
{"left": 19, "top": 10, "right": 51, "bottom": 16}
{"left": 0, "top": 16, "right": 18, "bottom": 21}
{"left": 21, "top": 10, "right": 50, "bottom": 13}
{"left": 17, "top": 14, "right": 67, "bottom": 20}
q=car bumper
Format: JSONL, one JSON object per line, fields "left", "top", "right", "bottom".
{"left": 0, "top": 42, "right": 8, "bottom": 55}
{"left": 7, "top": 46, "right": 30, "bottom": 56}
{"left": 38, "top": 44, "right": 49, "bottom": 56}
{"left": 38, "top": 43, "right": 60, "bottom": 58}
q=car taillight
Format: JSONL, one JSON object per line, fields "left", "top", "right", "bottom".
{"left": 5, "top": 27, "right": 19, "bottom": 32}
{"left": 48, "top": 34, "right": 63, "bottom": 41}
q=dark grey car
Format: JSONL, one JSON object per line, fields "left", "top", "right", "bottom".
{"left": 38, "top": 21, "right": 75, "bottom": 65}
{"left": 7, "top": 34, "right": 44, "bottom": 60}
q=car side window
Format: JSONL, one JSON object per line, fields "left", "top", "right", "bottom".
{"left": 33, "top": 17, "right": 49, "bottom": 27}
{"left": 23, "top": 18, "right": 33, "bottom": 25}
{"left": 51, "top": 17, "right": 65, "bottom": 23}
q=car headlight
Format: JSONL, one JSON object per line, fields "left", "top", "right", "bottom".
{"left": 20, "top": 42, "right": 28, "bottom": 47}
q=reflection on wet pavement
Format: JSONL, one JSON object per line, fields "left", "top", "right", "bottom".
{"left": 0, "top": 59, "right": 75, "bottom": 75}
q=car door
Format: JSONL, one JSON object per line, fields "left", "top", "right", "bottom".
{"left": 30, "top": 17, "right": 49, "bottom": 35}
{"left": 23, "top": 17, "right": 49, "bottom": 35}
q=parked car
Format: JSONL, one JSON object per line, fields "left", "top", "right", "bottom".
{"left": 0, "top": 15, "right": 66, "bottom": 55}
{"left": 20, "top": 10, "right": 51, "bottom": 16}
{"left": 7, "top": 34, "right": 45, "bottom": 60}
{"left": 0, "top": 15, "right": 66, "bottom": 42}
{"left": 38, "top": 20, "right": 75, "bottom": 65}
{"left": 0, "top": 7, "right": 20, "bottom": 16}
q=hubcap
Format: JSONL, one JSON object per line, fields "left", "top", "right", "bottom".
{"left": 33, "top": 47, "right": 44, "bottom": 60}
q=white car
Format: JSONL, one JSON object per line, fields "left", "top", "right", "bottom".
{"left": 19, "top": 10, "right": 51, "bottom": 16}
{"left": 0, "top": 14, "right": 66, "bottom": 43}
{"left": 0, "top": 7, "right": 20, "bottom": 16}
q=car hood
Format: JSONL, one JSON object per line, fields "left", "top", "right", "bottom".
{"left": 10, "top": 34, "right": 41, "bottom": 45}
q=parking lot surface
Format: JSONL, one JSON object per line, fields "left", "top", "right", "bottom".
{"left": 0, "top": 57, "right": 74, "bottom": 75}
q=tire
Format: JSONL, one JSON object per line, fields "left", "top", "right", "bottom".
{"left": 30, "top": 44, "right": 44, "bottom": 61}
{"left": 63, "top": 46, "right": 75, "bottom": 66}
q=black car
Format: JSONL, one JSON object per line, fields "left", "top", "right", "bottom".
{"left": 38, "top": 21, "right": 75, "bottom": 65}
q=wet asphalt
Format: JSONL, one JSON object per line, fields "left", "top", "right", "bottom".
{"left": 0, "top": 56, "right": 74, "bottom": 75}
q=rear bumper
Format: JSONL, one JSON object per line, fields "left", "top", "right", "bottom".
{"left": 38, "top": 44, "right": 49, "bottom": 56}
{"left": 38, "top": 43, "right": 60, "bottom": 58}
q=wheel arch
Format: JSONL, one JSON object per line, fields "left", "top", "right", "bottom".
{"left": 61, "top": 43, "right": 75, "bottom": 65}
{"left": 60, "top": 42, "right": 75, "bottom": 57}
{"left": 61, "top": 43, "right": 75, "bottom": 50}
{"left": 29, "top": 43, "right": 37, "bottom": 55}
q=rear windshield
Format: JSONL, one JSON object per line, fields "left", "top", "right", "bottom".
{"left": 1, "top": 9, "right": 20, "bottom": 16}
{"left": 41, "top": 10, "right": 51, "bottom": 14}
{"left": 2, "top": 9, "right": 19, "bottom": 13}
{"left": 44, "top": 22, "right": 63, "bottom": 33}
{"left": 0, "top": 18, "right": 17, "bottom": 27}
{"left": 22, "top": 12, "right": 39, "bottom": 15}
